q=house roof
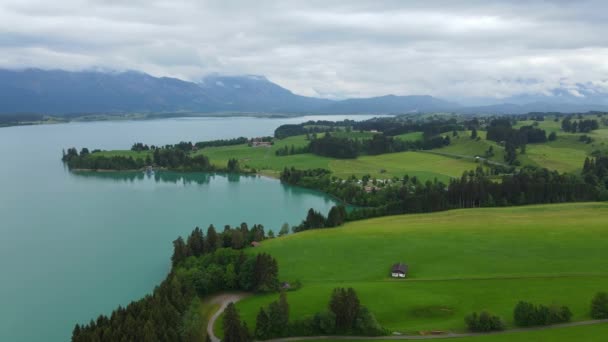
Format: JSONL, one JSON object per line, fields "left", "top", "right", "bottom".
{"left": 391, "top": 263, "right": 408, "bottom": 273}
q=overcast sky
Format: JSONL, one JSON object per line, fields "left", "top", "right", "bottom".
{"left": 1, "top": 0, "right": 607, "bottom": 101}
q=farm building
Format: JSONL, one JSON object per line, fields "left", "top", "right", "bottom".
{"left": 391, "top": 263, "right": 408, "bottom": 278}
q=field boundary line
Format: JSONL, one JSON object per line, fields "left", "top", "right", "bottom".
{"left": 265, "top": 319, "right": 608, "bottom": 341}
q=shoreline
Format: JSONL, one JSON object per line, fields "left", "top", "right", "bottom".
{"left": 2, "top": 112, "right": 387, "bottom": 129}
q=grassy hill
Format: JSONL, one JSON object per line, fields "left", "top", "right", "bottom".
{"left": 231, "top": 203, "right": 608, "bottom": 335}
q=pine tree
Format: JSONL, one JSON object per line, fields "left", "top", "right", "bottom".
{"left": 223, "top": 303, "right": 247, "bottom": 342}
{"left": 206, "top": 225, "right": 219, "bottom": 252}
{"left": 255, "top": 308, "right": 270, "bottom": 339}
{"left": 231, "top": 230, "right": 245, "bottom": 249}
{"left": 171, "top": 237, "right": 188, "bottom": 266}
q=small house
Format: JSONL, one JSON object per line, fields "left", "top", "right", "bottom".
{"left": 251, "top": 241, "right": 261, "bottom": 247}
{"left": 391, "top": 263, "right": 408, "bottom": 278}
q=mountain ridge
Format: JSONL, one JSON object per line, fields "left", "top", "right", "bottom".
{"left": 1, "top": 68, "right": 607, "bottom": 115}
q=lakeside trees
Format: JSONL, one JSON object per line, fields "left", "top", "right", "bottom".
{"left": 282, "top": 161, "right": 599, "bottom": 227}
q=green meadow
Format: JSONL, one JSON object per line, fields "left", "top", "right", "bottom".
{"left": 301, "top": 322, "right": 608, "bottom": 341}
{"left": 197, "top": 134, "right": 479, "bottom": 181}
{"left": 230, "top": 203, "right": 608, "bottom": 335}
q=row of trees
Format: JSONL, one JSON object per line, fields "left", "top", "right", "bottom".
{"left": 583, "top": 156, "right": 608, "bottom": 190}
{"left": 275, "top": 144, "right": 310, "bottom": 156}
{"left": 274, "top": 117, "right": 462, "bottom": 140}
{"left": 281, "top": 164, "right": 599, "bottom": 225}
{"left": 561, "top": 118, "right": 599, "bottom": 133}
{"left": 465, "top": 311, "right": 504, "bottom": 332}
{"left": 62, "top": 146, "right": 247, "bottom": 172}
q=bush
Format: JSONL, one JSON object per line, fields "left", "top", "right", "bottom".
{"left": 514, "top": 301, "right": 572, "bottom": 327}
{"left": 465, "top": 311, "right": 505, "bottom": 332}
{"left": 591, "top": 292, "right": 608, "bottom": 319}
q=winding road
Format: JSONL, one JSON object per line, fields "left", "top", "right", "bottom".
{"left": 207, "top": 293, "right": 249, "bottom": 342}
{"left": 206, "top": 294, "right": 607, "bottom": 341}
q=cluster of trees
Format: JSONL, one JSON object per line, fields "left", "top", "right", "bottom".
{"left": 292, "top": 206, "right": 348, "bottom": 232}
{"left": 131, "top": 142, "right": 151, "bottom": 151}
{"left": 227, "top": 158, "right": 240, "bottom": 172}
{"left": 464, "top": 311, "right": 504, "bottom": 332}
{"left": 275, "top": 144, "right": 310, "bottom": 156}
{"left": 195, "top": 137, "right": 249, "bottom": 149}
{"left": 307, "top": 288, "right": 384, "bottom": 336}
{"left": 307, "top": 132, "right": 450, "bottom": 159}
{"left": 562, "top": 118, "right": 599, "bottom": 133}
{"left": 309, "top": 133, "right": 359, "bottom": 158}
{"left": 591, "top": 292, "right": 608, "bottom": 319}
{"left": 171, "top": 223, "right": 269, "bottom": 266}
{"left": 62, "top": 145, "right": 251, "bottom": 172}
{"left": 151, "top": 148, "right": 214, "bottom": 171}
{"left": 513, "top": 301, "right": 572, "bottom": 327}
{"left": 487, "top": 119, "right": 547, "bottom": 145}
{"left": 583, "top": 156, "right": 608, "bottom": 191}
{"left": 252, "top": 287, "right": 383, "bottom": 340}
{"left": 63, "top": 147, "right": 145, "bottom": 170}
{"left": 255, "top": 292, "right": 290, "bottom": 339}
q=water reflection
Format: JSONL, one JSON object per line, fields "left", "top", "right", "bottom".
{"left": 69, "top": 170, "right": 253, "bottom": 185}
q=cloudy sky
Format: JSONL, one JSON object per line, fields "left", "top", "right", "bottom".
{"left": 1, "top": 0, "right": 607, "bottom": 101}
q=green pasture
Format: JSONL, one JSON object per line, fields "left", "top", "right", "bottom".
{"left": 301, "top": 322, "right": 608, "bottom": 341}
{"left": 231, "top": 203, "right": 608, "bottom": 334}
{"left": 395, "top": 131, "right": 424, "bottom": 141}
{"left": 328, "top": 151, "right": 478, "bottom": 181}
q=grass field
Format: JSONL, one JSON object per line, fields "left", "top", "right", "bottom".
{"left": 197, "top": 135, "right": 480, "bottom": 181}
{"left": 299, "top": 322, "right": 608, "bottom": 341}
{"left": 328, "top": 151, "right": 477, "bottom": 181}
{"left": 395, "top": 131, "right": 424, "bottom": 141}
{"left": 229, "top": 203, "right": 608, "bottom": 335}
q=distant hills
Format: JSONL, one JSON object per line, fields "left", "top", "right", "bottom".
{"left": 1, "top": 68, "right": 607, "bottom": 116}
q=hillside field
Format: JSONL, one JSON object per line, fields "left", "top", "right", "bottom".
{"left": 227, "top": 203, "right": 608, "bottom": 336}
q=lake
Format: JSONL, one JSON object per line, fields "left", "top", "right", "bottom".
{"left": 0, "top": 115, "right": 383, "bottom": 342}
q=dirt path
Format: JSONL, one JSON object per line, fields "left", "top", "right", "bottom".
{"left": 206, "top": 293, "right": 248, "bottom": 342}
{"left": 265, "top": 319, "right": 608, "bottom": 341}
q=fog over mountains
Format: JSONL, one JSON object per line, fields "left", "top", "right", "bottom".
{"left": 2, "top": 69, "right": 608, "bottom": 116}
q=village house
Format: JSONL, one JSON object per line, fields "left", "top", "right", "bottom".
{"left": 391, "top": 263, "right": 408, "bottom": 278}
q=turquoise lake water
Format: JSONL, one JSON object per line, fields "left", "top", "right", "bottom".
{"left": 0, "top": 115, "right": 382, "bottom": 342}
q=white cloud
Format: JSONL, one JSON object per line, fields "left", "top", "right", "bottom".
{"left": 0, "top": 0, "right": 607, "bottom": 100}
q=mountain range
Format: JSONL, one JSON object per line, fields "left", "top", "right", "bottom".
{"left": 1, "top": 68, "right": 607, "bottom": 116}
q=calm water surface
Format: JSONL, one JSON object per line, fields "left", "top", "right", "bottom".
{"left": 0, "top": 115, "right": 384, "bottom": 342}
